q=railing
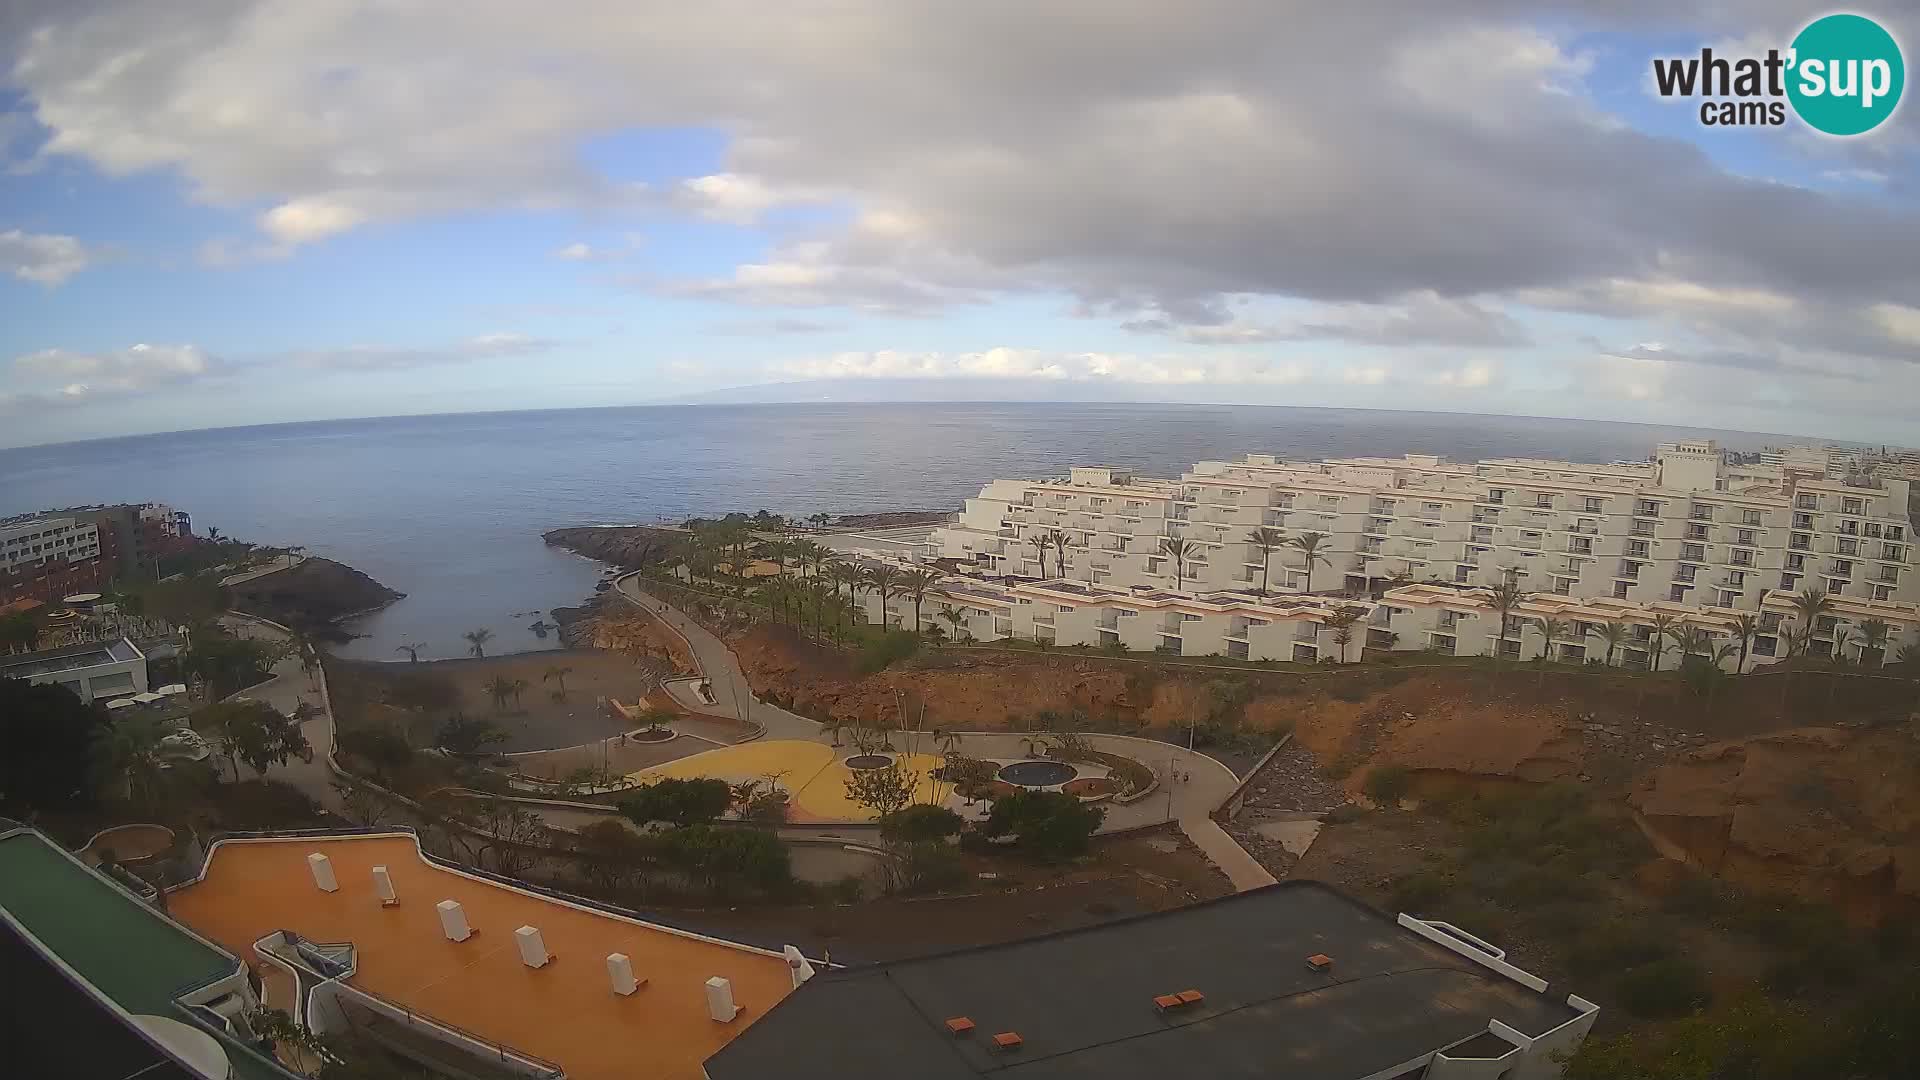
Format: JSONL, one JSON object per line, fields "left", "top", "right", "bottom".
{"left": 322, "top": 980, "right": 564, "bottom": 1078}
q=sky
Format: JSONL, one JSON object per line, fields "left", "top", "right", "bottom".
{"left": 2, "top": 1, "right": 1918, "bottom": 450}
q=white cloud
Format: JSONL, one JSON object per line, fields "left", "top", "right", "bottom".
{"left": 769, "top": 348, "right": 1313, "bottom": 386}
{"left": 281, "top": 333, "right": 558, "bottom": 371}
{"left": 0, "top": 228, "right": 91, "bottom": 284}
{"left": 4, "top": 343, "right": 218, "bottom": 411}
{"left": 555, "top": 241, "right": 595, "bottom": 261}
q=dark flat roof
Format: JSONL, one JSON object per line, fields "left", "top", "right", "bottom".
{"left": 0, "top": 916, "right": 201, "bottom": 1080}
{"left": 704, "top": 881, "right": 1578, "bottom": 1080}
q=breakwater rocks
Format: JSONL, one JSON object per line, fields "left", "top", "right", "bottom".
{"left": 227, "top": 557, "right": 403, "bottom": 632}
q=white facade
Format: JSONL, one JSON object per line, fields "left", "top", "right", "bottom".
{"left": 930, "top": 441, "right": 1917, "bottom": 615}
{"left": 0, "top": 637, "right": 149, "bottom": 702}
{"left": 0, "top": 514, "right": 101, "bottom": 573}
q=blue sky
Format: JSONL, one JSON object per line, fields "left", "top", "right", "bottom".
{"left": 3, "top": 3, "right": 1917, "bottom": 449}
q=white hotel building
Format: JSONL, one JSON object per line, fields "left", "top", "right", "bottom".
{"left": 893, "top": 441, "right": 1920, "bottom": 670}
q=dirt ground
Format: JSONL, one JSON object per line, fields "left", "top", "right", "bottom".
{"left": 654, "top": 825, "right": 1233, "bottom": 963}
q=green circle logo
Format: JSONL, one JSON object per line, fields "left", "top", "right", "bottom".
{"left": 1787, "top": 14, "right": 1904, "bottom": 136}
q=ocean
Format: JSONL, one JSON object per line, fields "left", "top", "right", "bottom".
{"left": 0, "top": 402, "right": 1808, "bottom": 660}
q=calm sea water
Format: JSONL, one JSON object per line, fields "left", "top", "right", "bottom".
{"left": 0, "top": 403, "right": 1805, "bottom": 660}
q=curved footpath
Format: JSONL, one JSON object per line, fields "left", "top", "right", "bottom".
{"left": 610, "top": 573, "right": 1277, "bottom": 890}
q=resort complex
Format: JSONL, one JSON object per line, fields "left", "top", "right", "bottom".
{"left": 907, "top": 440, "right": 1920, "bottom": 668}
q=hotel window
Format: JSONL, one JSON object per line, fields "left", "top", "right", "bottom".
{"left": 1636, "top": 499, "right": 1660, "bottom": 516}
{"left": 1719, "top": 590, "right": 1737, "bottom": 606}
{"left": 1628, "top": 540, "right": 1650, "bottom": 558}
{"left": 1793, "top": 513, "right": 1814, "bottom": 529}
{"left": 1734, "top": 529, "right": 1755, "bottom": 546}
{"left": 1781, "top": 573, "right": 1799, "bottom": 590}
{"left": 1535, "top": 493, "right": 1554, "bottom": 508}
{"left": 1680, "top": 543, "right": 1705, "bottom": 561}
{"left": 1827, "top": 578, "right": 1847, "bottom": 593}
{"left": 1838, "top": 539, "right": 1858, "bottom": 556}
{"left": 1584, "top": 497, "right": 1605, "bottom": 513}
{"left": 1669, "top": 584, "right": 1689, "bottom": 602}
{"left": 1742, "top": 509, "right": 1763, "bottom": 526}
{"left": 1486, "top": 488, "right": 1506, "bottom": 504}
{"left": 1843, "top": 497, "right": 1865, "bottom": 515}
{"left": 1890, "top": 525, "right": 1906, "bottom": 542}
{"left": 1874, "top": 585, "right": 1894, "bottom": 601}
{"left": 1689, "top": 503, "right": 1714, "bottom": 521}
{"left": 1797, "top": 494, "right": 1818, "bottom": 510}
{"left": 1613, "top": 581, "right": 1630, "bottom": 598}
{"left": 1687, "top": 523, "right": 1709, "bottom": 540}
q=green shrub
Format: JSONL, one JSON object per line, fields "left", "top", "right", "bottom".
{"left": 1567, "top": 919, "right": 1673, "bottom": 977}
{"left": 1364, "top": 765, "right": 1410, "bottom": 805}
{"left": 1388, "top": 870, "right": 1454, "bottom": 912}
{"left": 856, "top": 631, "right": 921, "bottom": 674}
{"left": 983, "top": 790, "right": 1105, "bottom": 860}
{"left": 1615, "top": 957, "right": 1712, "bottom": 1018}
{"left": 880, "top": 804, "right": 964, "bottom": 844}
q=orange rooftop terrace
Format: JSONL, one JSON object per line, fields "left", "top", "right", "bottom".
{"left": 169, "top": 833, "right": 796, "bottom": 1080}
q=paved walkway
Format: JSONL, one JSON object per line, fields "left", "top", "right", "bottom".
{"left": 612, "top": 574, "right": 822, "bottom": 740}
{"left": 1179, "top": 815, "right": 1279, "bottom": 891}
{"left": 217, "top": 613, "right": 341, "bottom": 811}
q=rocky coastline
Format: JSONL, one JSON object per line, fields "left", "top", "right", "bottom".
{"left": 226, "top": 556, "right": 404, "bottom": 638}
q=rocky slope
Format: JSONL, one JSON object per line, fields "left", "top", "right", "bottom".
{"left": 1631, "top": 724, "right": 1920, "bottom": 921}
{"left": 542, "top": 526, "right": 682, "bottom": 569}
{"left": 226, "top": 557, "right": 402, "bottom": 632}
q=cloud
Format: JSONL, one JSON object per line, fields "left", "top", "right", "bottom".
{"left": 553, "top": 234, "right": 643, "bottom": 261}
{"left": 0, "top": 228, "right": 91, "bottom": 284}
{"left": 280, "top": 333, "right": 558, "bottom": 371}
{"left": 1132, "top": 292, "right": 1532, "bottom": 348}
{"left": 3, "top": 343, "right": 219, "bottom": 411}
{"left": 770, "top": 348, "right": 1316, "bottom": 386}
{"left": 709, "top": 317, "right": 847, "bottom": 335}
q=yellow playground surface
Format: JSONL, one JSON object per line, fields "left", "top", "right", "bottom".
{"left": 627, "top": 740, "right": 947, "bottom": 823}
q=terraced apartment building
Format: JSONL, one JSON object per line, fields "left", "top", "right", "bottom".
{"left": 909, "top": 440, "right": 1920, "bottom": 668}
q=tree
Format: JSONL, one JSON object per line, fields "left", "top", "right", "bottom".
{"left": 1046, "top": 528, "right": 1073, "bottom": 580}
{"left": 983, "top": 790, "right": 1104, "bottom": 860}
{"left": 1289, "top": 532, "right": 1332, "bottom": 593}
{"left": 506, "top": 677, "right": 529, "bottom": 708}
{"left": 1325, "top": 605, "right": 1365, "bottom": 662}
{"left": 1589, "top": 620, "right": 1629, "bottom": 667}
{"left": 1666, "top": 619, "right": 1700, "bottom": 665}
{"left": 826, "top": 561, "right": 861, "bottom": 630}
{"left": 620, "top": 777, "right": 734, "bottom": 828}
{"left": 334, "top": 728, "right": 414, "bottom": 784}
{"left": 436, "top": 713, "right": 506, "bottom": 755}
{"left": 938, "top": 605, "right": 971, "bottom": 643}
{"left": 845, "top": 762, "right": 918, "bottom": 819}
{"left": 91, "top": 715, "right": 171, "bottom": 809}
{"left": 657, "top": 824, "right": 791, "bottom": 899}
{"left": 461, "top": 628, "right": 493, "bottom": 658}
{"left": 0, "top": 679, "right": 105, "bottom": 815}
{"left": 864, "top": 564, "right": 902, "bottom": 627}
{"left": 1245, "top": 527, "right": 1287, "bottom": 596}
{"left": 1532, "top": 617, "right": 1571, "bottom": 685}
{"left": 572, "top": 819, "right": 656, "bottom": 896}
{"left": 205, "top": 526, "right": 223, "bottom": 542}
{"left": 200, "top": 700, "right": 311, "bottom": 781}
{"left": 1855, "top": 618, "right": 1891, "bottom": 667}
{"left": 1730, "top": 612, "right": 1761, "bottom": 673}
{"left": 393, "top": 642, "right": 426, "bottom": 663}
{"left": 184, "top": 632, "right": 282, "bottom": 697}
{"left": 631, "top": 707, "right": 675, "bottom": 736}
{"left": 0, "top": 612, "right": 39, "bottom": 652}
{"left": 1639, "top": 613, "right": 1673, "bottom": 673}
{"left": 900, "top": 568, "right": 942, "bottom": 632}
{"left": 1786, "top": 587, "right": 1833, "bottom": 658}
{"left": 1158, "top": 536, "right": 1198, "bottom": 591}
{"left": 482, "top": 675, "right": 516, "bottom": 712}
{"left": 1486, "top": 577, "right": 1528, "bottom": 670}
{"left": 1026, "top": 533, "right": 1051, "bottom": 578}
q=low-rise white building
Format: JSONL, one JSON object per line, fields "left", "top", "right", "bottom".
{"left": 0, "top": 636, "right": 148, "bottom": 703}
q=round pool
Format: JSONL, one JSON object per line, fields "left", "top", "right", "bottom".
{"left": 997, "top": 760, "right": 1078, "bottom": 787}
{"left": 843, "top": 753, "right": 894, "bottom": 771}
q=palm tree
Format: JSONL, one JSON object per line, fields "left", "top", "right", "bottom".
{"left": 1046, "top": 528, "right": 1073, "bottom": 580}
{"left": 1730, "top": 613, "right": 1761, "bottom": 674}
{"left": 864, "top": 564, "right": 902, "bottom": 628}
{"left": 900, "top": 568, "right": 941, "bottom": 632}
{"left": 826, "top": 561, "right": 861, "bottom": 629}
{"left": 1245, "top": 527, "right": 1287, "bottom": 596}
{"left": 507, "top": 678, "right": 529, "bottom": 708}
{"left": 1786, "top": 587, "right": 1833, "bottom": 659}
{"left": 1026, "top": 534, "right": 1051, "bottom": 578}
{"left": 939, "top": 605, "right": 971, "bottom": 643}
{"left": 394, "top": 642, "right": 426, "bottom": 663}
{"left": 1664, "top": 619, "right": 1697, "bottom": 665}
{"left": 1534, "top": 617, "right": 1570, "bottom": 662}
{"left": 542, "top": 665, "right": 574, "bottom": 701}
{"left": 1855, "top": 618, "right": 1891, "bottom": 668}
{"left": 92, "top": 716, "right": 169, "bottom": 809}
{"left": 1647, "top": 613, "right": 1678, "bottom": 672}
{"left": 1486, "top": 578, "right": 1527, "bottom": 669}
{"left": 1325, "top": 606, "right": 1365, "bottom": 662}
{"left": 462, "top": 628, "right": 493, "bottom": 658}
{"left": 1159, "top": 537, "right": 1198, "bottom": 591}
{"left": 484, "top": 675, "right": 516, "bottom": 711}
{"left": 206, "top": 526, "right": 223, "bottom": 543}
{"left": 1289, "top": 532, "right": 1332, "bottom": 593}
{"left": 1588, "top": 621, "right": 1629, "bottom": 667}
